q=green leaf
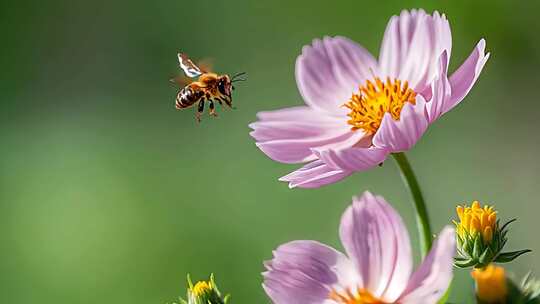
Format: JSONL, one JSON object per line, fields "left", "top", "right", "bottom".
{"left": 495, "top": 249, "right": 532, "bottom": 263}
{"left": 438, "top": 279, "right": 452, "bottom": 304}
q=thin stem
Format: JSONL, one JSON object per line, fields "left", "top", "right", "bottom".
{"left": 392, "top": 152, "right": 432, "bottom": 257}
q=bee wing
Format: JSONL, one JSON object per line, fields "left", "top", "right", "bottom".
{"left": 197, "top": 58, "right": 213, "bottom": 74}
{"left": 178, "top": 53, "right": 202, "bottom": 78}
{"left": 169, "top": 74, "right": 191, "bottom": 87}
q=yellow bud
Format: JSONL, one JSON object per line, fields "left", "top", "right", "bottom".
{"left": 456, "top": 206, "right": 464, "bottom": 220}
{"left": 488, "top": 213, "right": 497, "bottom": 227}
{"left": 455, "top": 201, "right": 497, "bottom": 245}
{"left": 471, "top": 264, "right": 508, "bottom": 303}
{"left": 483, "top": 226, "right": 493, "bottom": 244}
{"left": 192, "top": 281, "right": 212, "bottom": 297}
{"left": 471, "top": 217, "right": 481, "bottom": 233}
{"left": 462, "top": 214, "right": 470, "bottom": 231}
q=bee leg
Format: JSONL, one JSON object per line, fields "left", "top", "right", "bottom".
{"left": 196, "top": 99, "right": 205, "bottom": 122}
{"left": 217, "top": 97, "right": 229, "bottom": 109}
{"left": 209, "top": 100, "right": 218, "bottom": 117}
{"left": 224, "top": 96, "right": 234, "bottom": 109}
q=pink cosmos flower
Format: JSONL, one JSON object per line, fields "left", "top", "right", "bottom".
{"left": 249, "top": 9, "right": 489, "bottom": 188}
{"left": 263, "top": 191, "right": 456, "bottom": 304}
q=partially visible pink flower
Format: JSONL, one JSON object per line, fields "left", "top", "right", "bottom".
{"left": 263, "top": 191, "right": 456, "bottom": 304}
{"left": 250, "top": 9, "right": 489, "bottom": 188}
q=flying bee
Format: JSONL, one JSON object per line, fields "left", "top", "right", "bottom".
{"left": 171, "top": 53, "right": 246, "bottom": 122}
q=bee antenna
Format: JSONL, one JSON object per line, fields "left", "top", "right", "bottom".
{"left": 231, "top": 72, "right": 247, "bottom": 82}
{"left": 232, "top": 72, "right": 246, "bottom": 78}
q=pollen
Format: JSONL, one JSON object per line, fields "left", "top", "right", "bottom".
{"left": 344, "top": 77, "right": 416, "bottom": 134}
{"left": 454, "top": 201, "right": 497, "bottom": 244}
{"left": 192, "top": 280, "right": 212, "bottom": 296}
{"left": 329, "top": 287, "right": 387, "bottom": 304}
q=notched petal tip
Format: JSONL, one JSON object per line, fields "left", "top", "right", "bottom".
{"left": 296, "top": 35, "right": 378, "bottom": 113}
{"left": 380, "top": 8, "right": 452, "bottom": 91}
{"left": 340, "top": 191, "right": 413, "bottom": 300}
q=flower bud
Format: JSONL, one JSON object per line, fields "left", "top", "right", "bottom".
{"left": 453, "top": 201, "right": 530, "bottom": 268}
{"left": 472, "top": 265, "right": 540, "bottom": 304}
{"left": 520, "top": 273, "right": 540, "bottom": 302}
{"left": 471, "top": 264, "right": 508, "bottom": 303}
{"left": 175, "top": 274, "right": 230, "bottom": 304}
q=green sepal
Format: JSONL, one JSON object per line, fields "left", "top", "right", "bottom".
{"left": 495, "top": 249, "right": 532, "bottom": 263}
{"left": 454, "top": 257, "right": 477, "bottom": 268}
{"left": 477, "top": 247, "right": 494, "bottom": 267}
{"left": 463, "top": 232, "right": 475, "bottom": 254}
{"left": 500, "top": 218, "right": 517, "bottom": 232}
{"left": 472, "top": 234, "right": 483, "bottom": 259}
{"left": 454, "top": 256, "right": 469, "bottom": 262}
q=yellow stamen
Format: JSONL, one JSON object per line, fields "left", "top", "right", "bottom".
{"left": 455, "top": 201, "right": 497, "bottom": 245}
{"left": 344, "top": 77, "right": 416, "bottom": 134}
{"left": 471, "top": 264, "right": 508, "bottom": 303}
{"left": 329, "top": 288, "right": 387, "bottom": 304}
{"left": 192, "top": 280, "right": 212, "bottom": 296}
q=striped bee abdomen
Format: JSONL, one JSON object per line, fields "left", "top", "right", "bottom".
{"left": 176, "top": 86, "right": 204, "bottom": 109}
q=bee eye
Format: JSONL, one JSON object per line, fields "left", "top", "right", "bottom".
{"left": 218, "top": 79, "right": 229, "bottom": 95}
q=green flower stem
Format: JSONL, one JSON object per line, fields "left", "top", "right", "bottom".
{"left": 392, "top": 152, "right": 433, "bottom": 257}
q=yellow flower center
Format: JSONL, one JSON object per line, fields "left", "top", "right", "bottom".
{"left": 344, "top": 77, "right": 416, "bottom": 134}
{"left": 329, "top": 288, "right": 387, "bottom": 304}
{"left": 192, "top": 280, "right": 212, "bottom": 296}
{"left": 471, "top": 264, "right": 508, "bottom": 302}
{"left": 454, "top": 201, "right": 497, "bottom": 244}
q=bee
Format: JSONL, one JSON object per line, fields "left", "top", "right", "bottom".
{"left": 171, "top": 53, "right": 246, "bottom": 122}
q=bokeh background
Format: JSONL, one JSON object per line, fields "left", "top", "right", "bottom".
{"left": 1, "top": 0, "right": 539, "bottom": 303}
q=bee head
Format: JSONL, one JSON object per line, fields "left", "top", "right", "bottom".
{"left": 217, "top": 75, "right": 232, "bottom": 96}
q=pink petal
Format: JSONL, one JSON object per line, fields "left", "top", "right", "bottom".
{"left": 255, "top": 106, "right": 335, "bottom": 122}
{"left": 425, "top": 51, "right": 452, "bottom": 123}
{"left": 250, "top": 106, "right": 358, "bottom": 164}
{"left": 313, "top": 146, "right": 388, "bottom": 172}
{"left": 279, "top": 160, "right": 352, "bottom": 188}
{"left": 250, "top": 106, "right": 347, "bottom": 142}
{"left": 263, "top": 240, "right": 358, "bottom": 304}
{"left": 447, "top": 39, "right": 490, "bottom": 111}
{"left": 296, "top": 36, "right": 378, "bottom": 114}
{"left": 372, "top": 96, "right": 429, "bottom": 153}
{"left": 398, "top": 227, "right": 456, "bottom": 303}
{"left": 379, "top": 9, "right": 452, "bottom": 92}
{"left": 339, "top": 191, "right": 412, "bottom": 301}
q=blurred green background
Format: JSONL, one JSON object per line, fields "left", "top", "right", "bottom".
{"left": 1, "top": 0, "right": 539, "bottom": 303}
